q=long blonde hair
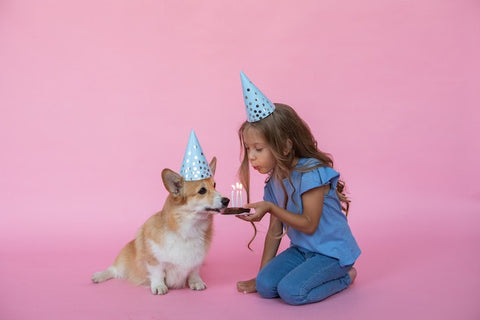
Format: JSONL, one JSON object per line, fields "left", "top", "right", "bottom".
{"left": 238, "top": 103, "right": 350, "bottom": 248}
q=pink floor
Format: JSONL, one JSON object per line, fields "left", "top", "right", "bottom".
{"left": 2, "top": 194, "right": 479, "bottom": 320}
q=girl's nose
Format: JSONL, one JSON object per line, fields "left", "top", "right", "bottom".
{"left": 248, "top": 150, "right": 256, "bottom": 160}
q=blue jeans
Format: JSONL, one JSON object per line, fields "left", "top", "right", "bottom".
{"left": 256, "top": 246, "right": 353, "bottom": 305}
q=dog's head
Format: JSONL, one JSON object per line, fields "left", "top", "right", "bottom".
{"left": 161, "top": 157, "right": 229, "bottom": 215}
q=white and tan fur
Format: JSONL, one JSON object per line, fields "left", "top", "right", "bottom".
{"left": 92, "top": 157, "right": 228, "bottom": 295}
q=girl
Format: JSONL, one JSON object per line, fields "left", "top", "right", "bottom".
{"left": 235, "top": 72, "right": 361, "bottom": 305}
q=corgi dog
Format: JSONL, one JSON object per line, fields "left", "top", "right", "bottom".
{"left": 92, "top": 157, "right": 229, "bottom": 294}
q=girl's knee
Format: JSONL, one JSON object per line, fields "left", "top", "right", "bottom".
{"left": 277, "top": 280, "right": 306, "bottom": 305}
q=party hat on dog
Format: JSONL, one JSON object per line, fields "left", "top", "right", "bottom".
{"left": 240, "top": 71, "right": 275, "bottom": 122}
{"left": 180, "top": 130, "right": 212, "bottom": 181}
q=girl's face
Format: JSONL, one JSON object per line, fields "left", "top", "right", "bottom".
{"left": 242, "top": 126, "right": 276, "bottom": 175}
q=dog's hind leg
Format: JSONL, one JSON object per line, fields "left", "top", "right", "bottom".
{"left": 92, "top": 240, "right": 132, "bottom": 284}
{"left": 92, "top": 266, "right": 117, "bottom": 283}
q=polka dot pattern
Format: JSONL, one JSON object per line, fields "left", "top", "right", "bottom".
{"left": 240, "top": 71, "right": 275, "bottom": 122}
{"left": 180, "top": 131, "right": 212, "bottom": 181}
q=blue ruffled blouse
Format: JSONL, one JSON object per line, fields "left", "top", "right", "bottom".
{"left": 263, "top": 158, "right": 361, "bottom": 266}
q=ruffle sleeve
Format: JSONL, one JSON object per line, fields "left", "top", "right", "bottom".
{"left": 299, "top": 166, "right": 340, "bottom": 195}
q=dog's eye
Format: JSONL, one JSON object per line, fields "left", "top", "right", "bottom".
{"left": 198, "top": 187, "right": 207, "bottom": 195}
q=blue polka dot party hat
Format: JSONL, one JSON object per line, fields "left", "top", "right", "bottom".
{"left": 240, "top": 71, "right": 276, "bottom": 122}
{"left": 180, "top": 130, "right": 212, "bottom": 181}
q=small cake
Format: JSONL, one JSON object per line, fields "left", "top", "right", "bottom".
{"left": 221, "top": 207, "right": 251, "bottom": 215}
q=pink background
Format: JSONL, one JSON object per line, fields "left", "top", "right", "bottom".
{"left": 1, "top": 1, "right": 479, "bottom": 319}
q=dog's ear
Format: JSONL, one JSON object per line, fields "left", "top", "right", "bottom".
{"left": 209, "top": 157, "right": 217, "bottom": 176}
{"left": 162, "top": 169, "right": 184, "bottom": 196}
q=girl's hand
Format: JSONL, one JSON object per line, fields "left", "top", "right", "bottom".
{"left": 237, "top": 278, "right": 257, "bottom": 293}
{"left": 237, "top": 201, "right": 272, "bottom": 222}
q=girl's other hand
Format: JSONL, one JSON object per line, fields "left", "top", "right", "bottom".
{"left": 236, "top": 201, "right": 271, "bottom": 222}
{"left": 237, "top": 278, "right": 257, "bottom": 293}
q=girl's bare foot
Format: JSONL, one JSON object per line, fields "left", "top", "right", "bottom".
{"left": 348, "top": 267, "right": 357, "bottom": 284}
{"left": 237, "top": 278, "right": 257, "bottom": 293}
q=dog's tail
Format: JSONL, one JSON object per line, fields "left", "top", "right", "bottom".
{"left": 91, "top": 266, "right": 117, "bottom": 283}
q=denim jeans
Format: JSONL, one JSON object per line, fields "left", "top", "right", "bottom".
{"left": 256, "top": 245, "right": 353, "bottom": 305}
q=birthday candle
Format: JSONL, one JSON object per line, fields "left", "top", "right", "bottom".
{"left": 235, "top": 183, "right": 239, "bottom": 207}
{"left": 235, "top": 182, "right": 241, "bottom": 207}
{"left": 231, "top": 185, "right": 235, "bottom": 207}
{"left": 239, "top": 183, "right": 243, "bottom": 206}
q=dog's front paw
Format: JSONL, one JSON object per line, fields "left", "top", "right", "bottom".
{"left": 188, "top": 280, "right": 207, "bottom": 291}
{"left": 151, "top": 283, "right": 168, "bottom": 295}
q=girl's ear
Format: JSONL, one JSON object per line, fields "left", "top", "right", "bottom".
{"left": 284, "top": 139, "right": 293, "bottom": 156}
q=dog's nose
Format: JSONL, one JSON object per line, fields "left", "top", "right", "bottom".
{"left": 221, "top": 197, "right": 230, "bottom": 207}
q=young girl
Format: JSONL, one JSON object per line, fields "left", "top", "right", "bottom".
{"left": 235, "top": 72, "right": 361, "bottom": 305}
